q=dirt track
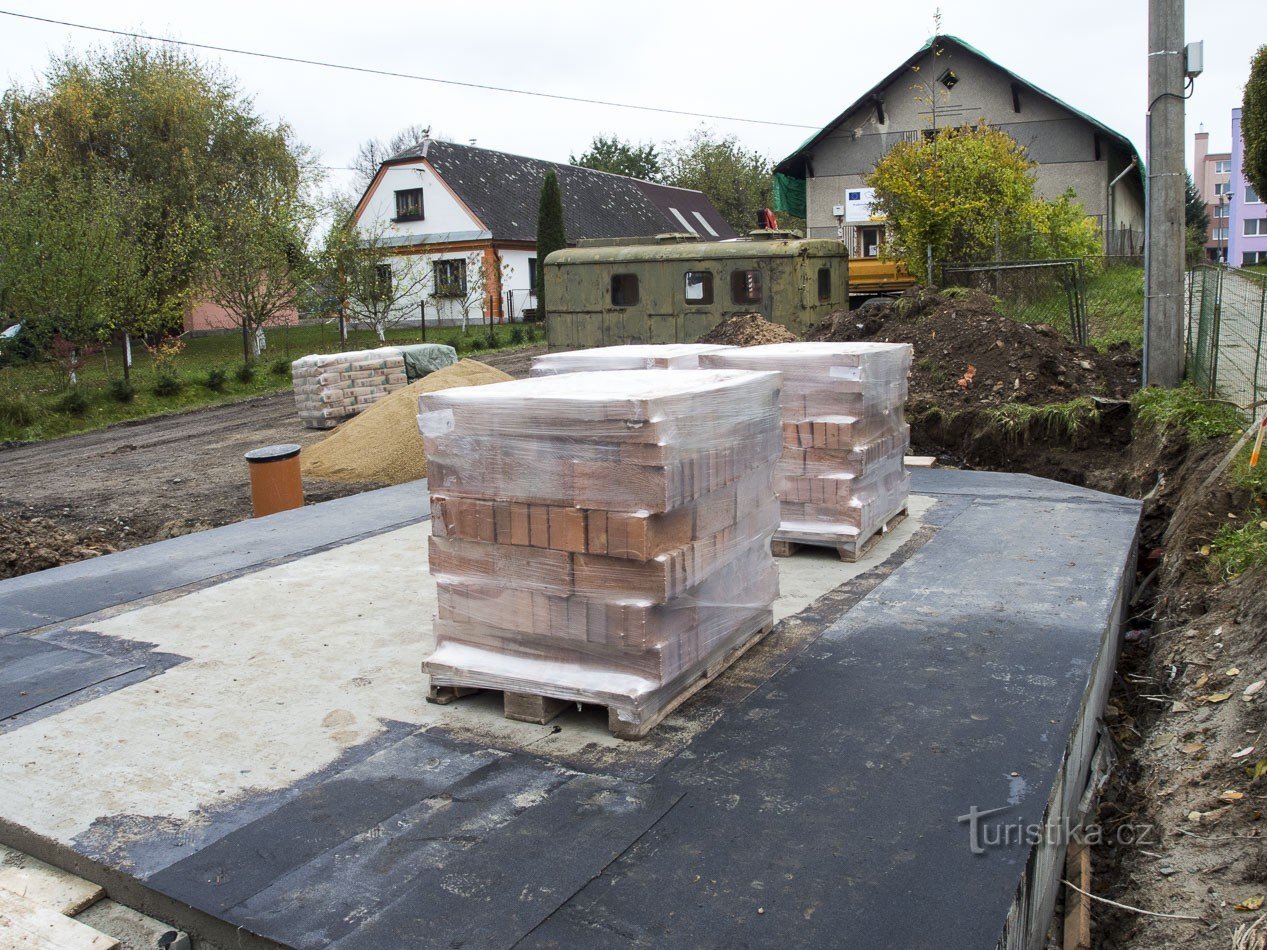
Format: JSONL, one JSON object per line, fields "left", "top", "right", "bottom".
{"left": 0, "top": 347, "right": 542, "bottom": 571}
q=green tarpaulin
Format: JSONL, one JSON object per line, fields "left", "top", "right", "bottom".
{"left": 396, "top": 344, "right": 458, "bottom": 381}
{"left": 773, "top": 172, "right": 806, "bottom": 219}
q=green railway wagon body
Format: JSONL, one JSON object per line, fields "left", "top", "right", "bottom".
{"left": 543, "top": 237, "right": 849, "bottom": 350}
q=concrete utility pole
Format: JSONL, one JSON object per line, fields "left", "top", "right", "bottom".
{"left": 1144, "top": 0, "right": 1186, "bottom": 387}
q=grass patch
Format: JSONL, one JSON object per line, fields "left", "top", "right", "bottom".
{"left": 1133, "top": 385, "right": 1244, "bottom": 444}
{"left": 1211, "top": 518, "right": 1267, "bottom": 578}
{"left": 1000, "top": 264, "right": 1143, "bottom": 351}
{"left": 0, "top": 320, "right": 532, "bottom": 442}
{"left": 982, "top": 397, "right": 1100, "bottom": 444}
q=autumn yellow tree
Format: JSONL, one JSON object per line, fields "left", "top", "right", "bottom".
{"left": 867, "top": 123, "right": 1100, "bottom": 274}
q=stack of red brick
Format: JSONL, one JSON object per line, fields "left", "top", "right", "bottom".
{"left": 700, "top": 342, "right": 912, "bottom": 550}
{"left": 417, "top": 369, "right": 783, "bottom": 722}
{"left": 529, "top": 343, "right": 733, "bottom": 375}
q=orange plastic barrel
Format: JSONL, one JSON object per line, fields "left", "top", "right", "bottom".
{"left": 245, "top": 443, "right": 304, "bottom": 517}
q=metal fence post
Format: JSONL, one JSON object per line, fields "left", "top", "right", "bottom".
{"left": 1254, "top": 275, "right": 1267, "bottom": 407}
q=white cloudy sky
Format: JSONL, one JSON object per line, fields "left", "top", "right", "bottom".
{"left": 0, "top": 0, "right": 1261, "bottom": 195}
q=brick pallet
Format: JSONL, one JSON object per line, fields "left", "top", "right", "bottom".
{"left": 417, "top": 369, "right": 783, "bottom": 738}
{"left": 700, "top": 342, "right": 913, "bottom": 561}
{"left": 291, "top": 348, "right": 408, "bottom": 429}
{"left": 530, "top": 343, "right": 733, "bottom": 375}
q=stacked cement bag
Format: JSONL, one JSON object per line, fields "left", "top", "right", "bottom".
{"left": 530, "top": 343, "right": 733, "bottom": 375}
{"left": 701, "top": 342, "right": 912, "bottom": 557}
{"left": 291, "top": 348, "right": 408, "bottom": 429}
{"left": 418, "top": 369, "right": 783, "bottom": 736}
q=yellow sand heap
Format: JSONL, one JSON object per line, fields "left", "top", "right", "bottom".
{"left": 300, "top": 359, "right": 512, "bottom": 485}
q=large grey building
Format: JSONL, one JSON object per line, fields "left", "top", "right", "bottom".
{"left": 773, "top": 35, "right": 1145, "bottom": 258}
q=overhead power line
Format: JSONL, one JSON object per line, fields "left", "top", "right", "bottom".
{"left": 0, "top": 9, "right": 820, "bottom": 130}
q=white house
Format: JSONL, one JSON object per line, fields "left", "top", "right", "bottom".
{"left": 350, "top": 138, "right": 737, "bottom": 325}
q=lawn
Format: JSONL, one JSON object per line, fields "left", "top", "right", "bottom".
{"left": 0, "top": 320, "right": 541, "bottom": 443}
{"left": 1003, "top": 263, "right": 1144, "bottom": 351}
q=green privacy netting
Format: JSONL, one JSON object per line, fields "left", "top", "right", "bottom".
{"left": 772, "top": 172, "right": 806, "bottom": 219}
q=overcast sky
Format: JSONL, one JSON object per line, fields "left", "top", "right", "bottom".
{"left": 0, "top": 1, "right": 1261, "bottom": 195}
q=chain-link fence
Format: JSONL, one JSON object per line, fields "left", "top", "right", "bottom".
{"left": 1186, "top": 265, "right": 1267, "bottom": 409}
{"left": 939, "top": 256, "right": 1144, "bottom": 349}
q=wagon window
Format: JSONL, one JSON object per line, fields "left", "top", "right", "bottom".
{"left": 684, "top": 271, "right": 713, "bottom": 305}
{"left": 610, "top": 274, "right": 639, "bottom": 307}
{"left": 817, "top": 267, "right": 831, "bottom": 302}
{"left": 731, "top": 269, "right": 762, "bottom": 305}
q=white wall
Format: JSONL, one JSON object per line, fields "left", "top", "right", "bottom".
{"left": 355, "top": 160, "right": 483, "bottom": 239}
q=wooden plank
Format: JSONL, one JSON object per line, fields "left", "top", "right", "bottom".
{"left": 607, "top": 620, "right": 773, "bottom": 740}
{"left": 0, "top": 846, "right": 104, "bottom": 916}
{"left": 0, "top": 888, "right": 118, "bottom": 949}
{"left": 772, "top": 507, "right": 908, "bottom": 563}
{"left": 904, "top": 455, "right": 937, "bottom": 468}
{"left": 1063, "top": 841, "right": 1091, "bottom": 950}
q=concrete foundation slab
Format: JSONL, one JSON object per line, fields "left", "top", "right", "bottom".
{"left": 0, "top": 471, "right": 1139, "bottom": 949}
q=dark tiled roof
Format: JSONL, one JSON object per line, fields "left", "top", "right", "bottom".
{"left": 387, "top": 140, "right": 737, "bottom": 242}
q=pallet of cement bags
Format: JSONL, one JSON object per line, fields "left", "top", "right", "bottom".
{"left": 418, "top": 369, "right": 783, "bottom": 738}
{"left": 700, "top": 342, "right": 913, "bottom": 561}
{"left": 291, "top": 348, "right": 408, "bottom": 429}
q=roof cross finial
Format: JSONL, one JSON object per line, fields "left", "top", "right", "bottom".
{"left": 933, "top": 6, "right": 943, "bottom": 35}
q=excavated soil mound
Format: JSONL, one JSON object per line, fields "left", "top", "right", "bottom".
{"left": 805, "top": 287, "right": 1139, "bottom": 407}
{"left": 1, "top": 514, "right": 116, "bottom": 579}
{"left": 300, "top": 359, "right": 511, "bottom": 485}
{"left": 697, "top": 313, "right": 798, "bottom": 347}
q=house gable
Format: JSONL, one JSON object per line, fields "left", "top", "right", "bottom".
{"left": 351, "top": 159, "right": 487, "bottom": 247}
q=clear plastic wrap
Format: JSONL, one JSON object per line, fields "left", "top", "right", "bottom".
{"left": 530, "top": 343, "right": 734, "bottom": 375}
{"left": 419, "top": 369, "right": 783, "bottom": 728}
{"left": 291, "top": 347, "right": 408, "bottom": 429}
{"left": 699, "top": 342, "right": 913, "bottom": 549}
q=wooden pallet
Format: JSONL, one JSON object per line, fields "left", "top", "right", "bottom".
{"left": 427, "top": 613, "right": 774, "bottom": 740}
{"left": 771, "top": 505, "right": 908, "bottom": 563}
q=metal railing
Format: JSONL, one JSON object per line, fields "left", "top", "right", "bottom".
{"left": 1186, "top": 264, "right": 1267, "bottom": 409}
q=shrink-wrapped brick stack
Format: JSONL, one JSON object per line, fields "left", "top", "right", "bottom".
{"left": 701, "top": 342, "right": 912, "bottom": 559}
{"left": 418, "top": 369, "right": 783, "bottom": 737}
{"left": 291, "top": 348, "right": 408, "bottom": 429}
{"left": 530, "top": 343, "right": 733, "bottom": 376}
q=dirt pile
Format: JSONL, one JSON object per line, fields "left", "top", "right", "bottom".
{"left": 696, "top": 313, "right": 798, "bottom": 347}
{"left": 300, "top": 359, "right": 511, "bottom": 485}
{"left": 1, "top": 513, "right": 116, "bottom": 579}
{"left": 806, "top": 287, "right": 1139, "bottom": 407}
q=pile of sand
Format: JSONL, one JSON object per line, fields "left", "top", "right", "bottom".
{"left": 300, "top": 359, "right": 511, "bottom": 485}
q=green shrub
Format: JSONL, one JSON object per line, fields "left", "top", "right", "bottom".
{"left": 109, "top": 378, "right": 136, "bottom": 403}
{"left": 153, "top": 371, "right": 183, "bottom": 397}
{"left": 510, "top": 325, "right": 526, "bottom": 345}
{"left": 0, "top": 395, "right": 39, "bottom": 428}
{"left": 270, "top": 357, "right": 291, "bottom": 377}
{"left": 235, "top": 363, "right": 256, "bottom": 383}
{"left": 203, "top": 368, "right": 228, "bottom": 392}
{"left": 55, "top": 387, "right": 90, "bottom": 416}
{"left": 485, "top": 330, "right": 498, "bottom": 350}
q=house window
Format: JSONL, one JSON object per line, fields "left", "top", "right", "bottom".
{"left": 1215, "top": 182, "right": 1230, "bottom": 196}
{"left": 938, "top": 69, "right": 959, "bottom": 90}
{"left": 731, "top": 269, "right": 762, "bottom": 305}
{"left": 1215, "top": 204, "right": 1229, "bottom": 219}
{"left": 433, "top": 259, "right": 467, "bottom": 297}
{"left": 1247, "top": 219, "right": 1266, "bottom": 237}
{"left": 1215, "top": 160, "right": 1231, "bottom": 174}
{"left": 1247, "top": 184, "right": 1262, "bottom": 204}
{"left": 1244, "top": 251, "right": 1267, "bottom": 266}
{"left": 817, "top": 267, "right": 832, "bottom": 302}
{"left": 684, "top": 271, "right": 713, "bottom": 305}
{"left": 1212, "top": 227, "right": 1229, "bottom": 242}
{"left": 375, "top": 263, "right": 392, "bottom": 294}
{"left": 611, "top": 274, "right": 639, "bottom": 307}
{"left": 527, "top": 257, "right": 537, "bottom": 290}
{"left": 394, "top": 188, "right": 424, "bottom": 222}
